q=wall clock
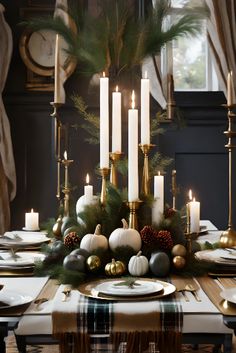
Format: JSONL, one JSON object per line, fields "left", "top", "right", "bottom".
{"left": 19, "top": 28, "right": 76, "bottom": 78}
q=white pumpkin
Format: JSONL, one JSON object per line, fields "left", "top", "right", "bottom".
{"left": 80, "top": 224, "right": 108, "bottom": 253}
{"left": 76, "top": 195, "right": 99, "bottom": 225}
{"left": 128, "top": 251, "right": 149, "bottom": 276}
{"left": 109, "top": 219, "right": 142, "bottom": 252}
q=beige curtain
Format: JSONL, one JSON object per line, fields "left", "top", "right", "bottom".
{"left": 206, "top": 0, "right": 236, "bottom": 101}
{"left": 0, "top": 4, "right": 16, "bottom": 234}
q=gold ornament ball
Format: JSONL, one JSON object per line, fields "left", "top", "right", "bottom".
{"left": 171, "top": 244, "right": 187, "bottom": 257}
{"left": 173, "top": 255, "right": 186, "bottom": 269}
{"left": 86, "top": 255, "right": 101, "bottom": 272}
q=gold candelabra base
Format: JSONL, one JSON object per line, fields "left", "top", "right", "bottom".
{"left": 109, "top": 152, "right": 123, "bottom": 187}
{"left": 220, "top": 228, "right": 236, "bottom": 248}
{"left": 99, "top": 168, "right": 110, "bottom": 206}
{"left": 139, "top": 144, "right": 155, "bottom": 196}
{"left": 127, "top": 200, "right": 142, "bottom": 230}
{"left": 62, "top": 186, "right": 70, "bottom": 217}
{"left": 185, "top": 231, "right": 192, "bottom": 255}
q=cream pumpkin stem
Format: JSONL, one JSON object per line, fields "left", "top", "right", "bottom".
{"left": 137, "top": 251, "right": 142, "bottom": 257}
{"left": 121, "top": 218, "right": 129, "bottom": 229}
{"left": 94, "top": 224, "right": 101, "bottom": 235}
{"left": 112, "top": 258, "right": 116, "bottom": 264}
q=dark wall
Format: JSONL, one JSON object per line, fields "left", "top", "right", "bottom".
{"left": 2, "top": 1, "right": 232, "bottom": 231}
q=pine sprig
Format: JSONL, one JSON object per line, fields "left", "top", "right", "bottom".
{"left": 71, "top": 95, "right": 99, "bottom": 144}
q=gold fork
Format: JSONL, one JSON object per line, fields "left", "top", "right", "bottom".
{"left": 62, "top": 285, "right": 72, "bottom": 302}
{"left": 184, "top": 284, "right": 201, "bottom": 302}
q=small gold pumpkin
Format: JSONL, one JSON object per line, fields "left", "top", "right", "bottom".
{"left": 105, "top": 258, "right": 126, "bottom": 276}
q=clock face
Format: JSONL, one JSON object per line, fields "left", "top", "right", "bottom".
{"left": 28, "top": 30, "right": 68, "bottom": 68}
{"left": 19, "top": 29, "right": 76, "bottom": 77}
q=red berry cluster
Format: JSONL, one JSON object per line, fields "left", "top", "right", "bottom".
{"left": 155, "top": 230, "right": 173, "bottom": 251}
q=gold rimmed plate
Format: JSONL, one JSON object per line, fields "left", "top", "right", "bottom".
{"left": 78, "top": 278, "right": 176, "bottom": 301}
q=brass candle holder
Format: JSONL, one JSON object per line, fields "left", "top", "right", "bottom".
{"left": 99, "top": 168, "right": 110, "bottom": 206}
{"left": 220, "top": 104, "right": 236, "bottom": 247}
{"left": 171, "top": 169, "right": 177, "bottom": 209}
{"left": 61, "top": 156, "right": 73, "bottom": 217}
{"left": 50, "top": 102, "right": 63, "bottom": 200}
{"left": 127, "top": 200, "right": 143, "bottom": 230}
{"left": 167, "top": 73, "right": 176, "bottom": 120}
{"left": 139, "top": 144, "right": 155, "bottom": 196}
{"left": 185, "top": 202, "right": 192, "bottom": 255}
{"left": 109, "top": 152, "right": 123, "bottom": 187}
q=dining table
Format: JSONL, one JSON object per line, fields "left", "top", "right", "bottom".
{"left": 0, "top": 221, "right": 235, "bottom": 353}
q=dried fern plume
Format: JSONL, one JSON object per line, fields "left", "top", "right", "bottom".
{"left": 22, "top": 0, "right": 209, "bottom": 78}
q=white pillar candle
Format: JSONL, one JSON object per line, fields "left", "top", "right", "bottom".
{"left": 25, "top": 209, "right": 39, "bottom": 230}
{"left": 54, "top": 34, "right": 65, "bottom": 104}
{"left": 152, "top": 172, "right": 164, "bottom": 224}
{"left": 100, "top": 72, "right": 109, "bottom": 168}
{"left": 128, "top": 90, "right": 139, "bottom": 202}
{"left": 141, "top": 72, "right": 150, "bottom": 145}
{"left": 84, "top": 173, "right": 93, "bottom": 203}
{"left": 227, "top": 71, "right": 233, "bottom": 106}
{"left": 112, "top": 86, "right": 122, "bottom": 153}
{"left": 189, "top": 197, "right": 200, "bottom": 233}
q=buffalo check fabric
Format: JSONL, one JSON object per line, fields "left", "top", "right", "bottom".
{"left": 52, "top": 284, "right": 183, "bottom": 353}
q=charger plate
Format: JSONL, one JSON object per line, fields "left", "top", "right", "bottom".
{"left": 78, "top": 278, "right": 176, "bottom": 301}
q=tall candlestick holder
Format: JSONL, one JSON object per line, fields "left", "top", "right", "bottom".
{"left": 185, "top": 202, "right": 192, "bottom": 255}
{"left": 109, "top": 152, "right": 123, "bottom": 187}
{"left": 99, "top": 168, "right": 110, "bottom": 206}
{"left": 61, "top": 157, "right": 73, "bottom": 217}
{"left": 50, "top": 102, "right": 63, "bottom": 200}
{"left": 220, "top": 104, "right": 236, "bottom": 247}
{"left": 139, "top": 144, "right": 155, "bottom": 196}
{"left": 127, "top": 200, "right": 143, "bottom": 230}
{"left": 171, "top": 169, "right": 177, "bottom": 209}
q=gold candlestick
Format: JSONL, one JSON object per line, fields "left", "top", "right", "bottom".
{"left": 127, "top": 200, "right": 142, "bottom": 230}
{"left": 172, "top": 169, "right": 177, "bottom": 209}
{"left": 167, "top": 74, "right": 176, "bottom": 120}
{"left": 220, "top": 104, "right": 236, "bottom": 247}
{"left": 50, "top": 102, "right": 63, "bottom": 200}
{"left": 109, "top": 152, "right": 123, "bottom": 187}
{"left": 185, "top": 202, "right": 192, "bottom": 254}
{"left": 99, "top": 168, "right": 110, "bottom": 206}
{"left": 61, "top": 154, "right": 73, "bottom": 217}
{"left": 139, "top": 144, "right": 155, "bottom": 196}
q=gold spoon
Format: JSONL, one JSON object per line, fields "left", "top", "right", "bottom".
{"left": 184, "top": 284, "right": 201, "bottom": 302}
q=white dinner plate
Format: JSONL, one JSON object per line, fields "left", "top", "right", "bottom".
{"left": 0, "top": 252, "right": 45, "bottom": 267}
{"left": 0, "top": 290, "right": 33, "bottom": 309}
{"left": 95, "top": 280, "right": 164, "bottom": 297}
{"left": 0, "top": 231, "right": 50, "bottom": 248}
{"left": 220, "top": 288, "right": 236, "bottom": 304}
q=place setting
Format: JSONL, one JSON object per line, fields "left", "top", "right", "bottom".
{"left": 78, "top": 277, "right": 176, "bottom": 301}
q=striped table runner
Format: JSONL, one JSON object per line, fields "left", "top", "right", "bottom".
{"left": 53, "top": 287, "right": 183, "bottom": 353}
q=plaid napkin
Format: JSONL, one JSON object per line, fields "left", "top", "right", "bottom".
{"left": 52, "top": 283, "right": 183, "bottom": 353}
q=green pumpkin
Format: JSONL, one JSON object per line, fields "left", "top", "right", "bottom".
{"left": 149, "top": 251, "right": 170, "bottom": 277}
{"left": 61, "top": 216, "right": 78, "bottom": 236}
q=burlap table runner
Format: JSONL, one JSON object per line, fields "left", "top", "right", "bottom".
{"left": 197, "top": 276, "right": 236, "bottom": 316}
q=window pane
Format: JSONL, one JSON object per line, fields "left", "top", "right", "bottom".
{"left": 173, "top": 29, "right": 207, "bottom": 90}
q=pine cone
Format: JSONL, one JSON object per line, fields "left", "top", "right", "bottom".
{"left": 156, "top": 230, "right": 173, "bottom": 251}
{"left": 64, "top": 232, "right": 81, "bottom": 249}
{"left": 140, "top": 225, "right": 157, "bottom": 245}
{"left": 164, "top": 207, "right": 176, "bottom": 218}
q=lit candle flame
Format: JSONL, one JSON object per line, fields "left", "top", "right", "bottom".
{"left": 116, "top": 85, "right": 119, "bottom": 92}
{"left": 102, "top": 71, "right": 105, "bottom": 77}
{"left": 86, "top": 173, "right": 90, "bottom": 184}
{"left": 158, "top": 171, "right": 161, "bottom": 176}
{"left": 189, "top": 189, "right": 192, "bottom": 201}
{"left": 64, "top": 151, "right": 67, "bottom": 160}
{"left": 131, "top": 90, "right": 135, "bottom": 109}
{"left": 144, "top": 71, "right": 147, "bottom": 79}
{"left": 31, "top": 208, "right": 34, "bottom": 213}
